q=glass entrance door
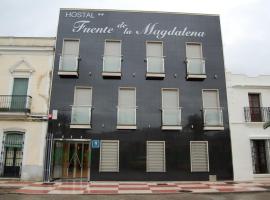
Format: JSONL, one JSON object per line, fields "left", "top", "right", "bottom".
{"left": 52, "top": 141, "right": 90, "bottom": 180}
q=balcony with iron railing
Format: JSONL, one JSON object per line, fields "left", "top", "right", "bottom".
{"left": 117, "top": 107, "right": 137, "bottom": 129}
{"left": 0, "top": 95, "right": 32, "bottom": 116}
{"left": 102, "top": 55, "right": 122, "bottom": 77}
{"left": 203, "top": 107, "right": 224, "bottom": 130}
{"left": 244, "top": 107, "right": 270, "bottom": 122}
{"left": 58, "top": 55, "right": 79, "bottom": 77}
{"left": 161, "top": 108, "right": 182, "bottom": 130}
{"left": 70, "top": 105, "right": 92, "bottom": 128}
{"left": 146, "top": 56, "right": 165, "bottom": 78}
{"left": 186, "top": 57, "right": 206, "bottom": 79}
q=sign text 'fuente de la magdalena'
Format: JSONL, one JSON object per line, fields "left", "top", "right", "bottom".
{"left": 65, "top": 11, "right": 206, "bottom": 39}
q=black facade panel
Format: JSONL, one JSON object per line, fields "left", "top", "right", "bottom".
{"left": 48, "top": 9, "right": 233, "bottom": 181}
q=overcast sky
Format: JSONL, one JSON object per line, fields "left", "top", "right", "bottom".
{"left": 1, "top": 0, "right": 269, "bottom": 76}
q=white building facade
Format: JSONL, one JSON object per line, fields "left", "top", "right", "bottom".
{"left": 0, "top": 37, "right": 55, "bottom": 180}
{"left": 227, "top": 72, "right": 270, "bottom": 181}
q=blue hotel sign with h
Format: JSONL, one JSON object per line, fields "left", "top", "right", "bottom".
{"left": 91, "top": 140, "right": 100, "bottom": 149}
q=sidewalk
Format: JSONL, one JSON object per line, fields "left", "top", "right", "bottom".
{"left": 0, "top": 180, "right": 270, "bottom": 195}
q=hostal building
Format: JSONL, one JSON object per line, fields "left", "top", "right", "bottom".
{"left": 44, "top": 9, "right": 233, "bottom": 181}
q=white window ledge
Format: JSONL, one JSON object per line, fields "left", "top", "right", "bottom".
{"left": 58, "top": 71, "right": 78, "bottom": 77}
{"left": 117, "top": 125, "right": 137, "bottom": 130}
{"left": 146, "top": 73, "right": 165, "bottom": 78}
{"left": 253, "top": 174, "right": 270, "bottom": 179}
{"left": 162, "top": 125, "right": 182, "bottom": 130}
{"left": 70, "top": 124, "right": 91, "bottom": 129}
{"left": 187, "top": 74, "right": 207, "bottom": 79}
{"left": 0, "top": 112, "right": 29, "bottom": 118}
{"left": 102, "top": 72, "right": 121, "bottom": 77}
{"left": 204, "top": 126, "right": 224, "bottom": 130}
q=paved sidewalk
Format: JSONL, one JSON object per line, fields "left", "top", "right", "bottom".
{"left": 0, "top": 180, "right": 270, "bottom": 194}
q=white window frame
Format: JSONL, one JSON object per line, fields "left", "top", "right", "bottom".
{"left": 102, "top": 39, "right": 122, "bottom": 77}
{"left": 146, "top": 41, "right": 165, "bottom": 78}
{"left": 161, "top": 88, "right": 182, "bottom": 130}
{"left": 58, "top": 38, "right": 80, "bottom": 77}
{"left": 99, "top": 140, "right": 119, "bottom": 172}
{"left": 116, "top": 87, "right": 137, "bottom": 130}
{"left": 202, "top": 89, "right": 224, "bottom": 130}
{"left": 146, "top": 141, "right": 166, "bottom": 172}
{"left": 70, "top": 86, "right": 92, "bottom": 129}
{"left": 185, "top": 42, "right": 206, "bottom": 79}
{"left": 190, "top": 141, "right": 209, "bottom": 172}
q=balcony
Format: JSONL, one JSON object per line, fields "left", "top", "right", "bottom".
{"left": 186, "top": 58, "right": 206, "bottom": 79}
{"left": 244, "top": 107, "right": 270, "bottom": 122}
{"left": 0, "top": 95, "right": 32, "bottom": 117}
{"left": 58, "top": 55, "right": 79, "bottom": 77}
{"left": 117, "top": 107, "right": 136, "bottom": 129}
{"left": 203, "top": 108, "right": 224, "bottom": 130}
{"left": 70, "top": 105, "right": 92, "bottom": 129}
{"left": 146, "top": 56, "right": 165, "bottom": 78}
{"left": 102, "top": 55, "right": 122, "bottom": 77}
{"left": 162, "top": 108, "right": 182, "bottom": 130}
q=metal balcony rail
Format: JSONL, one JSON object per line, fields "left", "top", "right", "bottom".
{"left": 71, "top": 105, "right": 92, "bottom": 125}
{"left": 203, "top": 107, "right": 223, "bottom": 126}
{"left": 162, "top": 108, "right": 182, "bottom": 126}
{"left": 59, "top": 55, "right": 79, "bottom": 72}
{"left": 186, "top": 57, "right": 206, "bottom": 75}
{"left": 0, "top": 95, "right": 32, "bottom": 113}
{"left": 117, "top": 107, "right": 136, "bottom": 126}
{"left": 147, "top": 56, "right": 165, "bottom": 73}
{"left": 244, "top": 107, "right": 270, "bottom": 122}
{"left": 103, "top": 55, "right": 122, "bottom": 73}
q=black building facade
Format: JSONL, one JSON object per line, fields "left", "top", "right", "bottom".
{"left": 44, "top": 9, "right": 233, "bottom": 181}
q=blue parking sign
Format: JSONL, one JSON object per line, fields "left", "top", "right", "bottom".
{"left": 91, "top": 140, "right": 100, "bottom": 149}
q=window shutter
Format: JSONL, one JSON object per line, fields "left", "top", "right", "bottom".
{"left": 63, "top": 40, "right": 79, "bottom": 56}
{"left": 99, "top": 140, "right": 119, "bottom": 172}
{"left": 74, "top": 88, "right": 92, "bottom": 106}
{"left": 105, "top": 41, "right": 121, "bottom": 56}
{"left": 118, "top": 88, "right": 136, "bottom": 108}
{"left": 202, "top": 90, "right": 219, "bottom": 108}
{"left": 186, "top": 43, "right": 202, "bottom": 58}
{"left": 162, "top": 89, "right": 179, "bottom": 108}
{"left": 190, "top": 141, "right": 209, "bottom": 172}
{"left": 147, "top": 141, "right": 165, "bottom": 172}
{"left": 147, "top": 42, "right": 163, "bottom": 57}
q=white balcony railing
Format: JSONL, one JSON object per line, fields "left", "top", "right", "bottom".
{"left": 117, "top": 107, "right": 136, "bottom": 126}
{"left": 59, "top": 55, "right": 79, "bottom": 72}
{"left": 162, "top": 108, "right": 182, "bottom": 126}
{"left": 186, "top": 58, "right": 206, "bottom": 75}
{"left": 71, "top": 105, "right": 91, "bottom": 125}
{"left": 147, "top": 56, "right": 165, "bottom": 74}
{"left": 103, "top": 55, "right": 121, "bottom": 73}
{"left": 203, "top": 107, "right": 223, "bottom": 127}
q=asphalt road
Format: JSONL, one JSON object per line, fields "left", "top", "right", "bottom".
{"left": 1, "top": 192, "right": 270, "bottom": 200}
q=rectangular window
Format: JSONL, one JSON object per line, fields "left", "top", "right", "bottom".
{"left": 202, "top": 90, "right": 223, "bottom": 130}
{"left": 251, "top": 140, "right": 270, "bottom": 174}
{"left": 161, "top": 89, "right": 182, "bottom": 130}
{"left": 58, "top": 39, "right": 79, "bottom": 76}
{"left": 70, "top": 87, "right": 92, "bottom": 128}
{"left": 190, "top": 141, "right": 209, "bottom": 172}
{"left": 248, "top": 94, "right": 262, "bottom": 122}
{"left": 102, "top": 40, "right": 121, "bottom": 77}
{"left": 10, "top": 78, "right": 30, "bottom": 113}
{"left": 146, "top": 141, "right": 166, "bottom": 172}
{"left": 186, "top": 43, "right": 206, "bottom": 79}
{"left": 146, "top": 41, "right": 165, "bottom": 78}
{"left": 99, "top": 140, "right": 119, "bottom": 172}
{"left": 117, "top": 88, "right": 136, "bottom": 129}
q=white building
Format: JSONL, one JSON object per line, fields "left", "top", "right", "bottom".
{"left": 227, "top": 71, "right": 270, "bottom": 181}
{"left": 0, "top": 37, "right": 55, "bottom": 180}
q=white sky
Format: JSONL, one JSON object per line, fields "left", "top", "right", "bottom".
{"left": 1, "top": 0, "right": 269, "bottom": 75}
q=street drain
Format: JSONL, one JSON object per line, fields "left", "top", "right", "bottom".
{"left": 179, "top": 190, "right": 192, "bottom": 193}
